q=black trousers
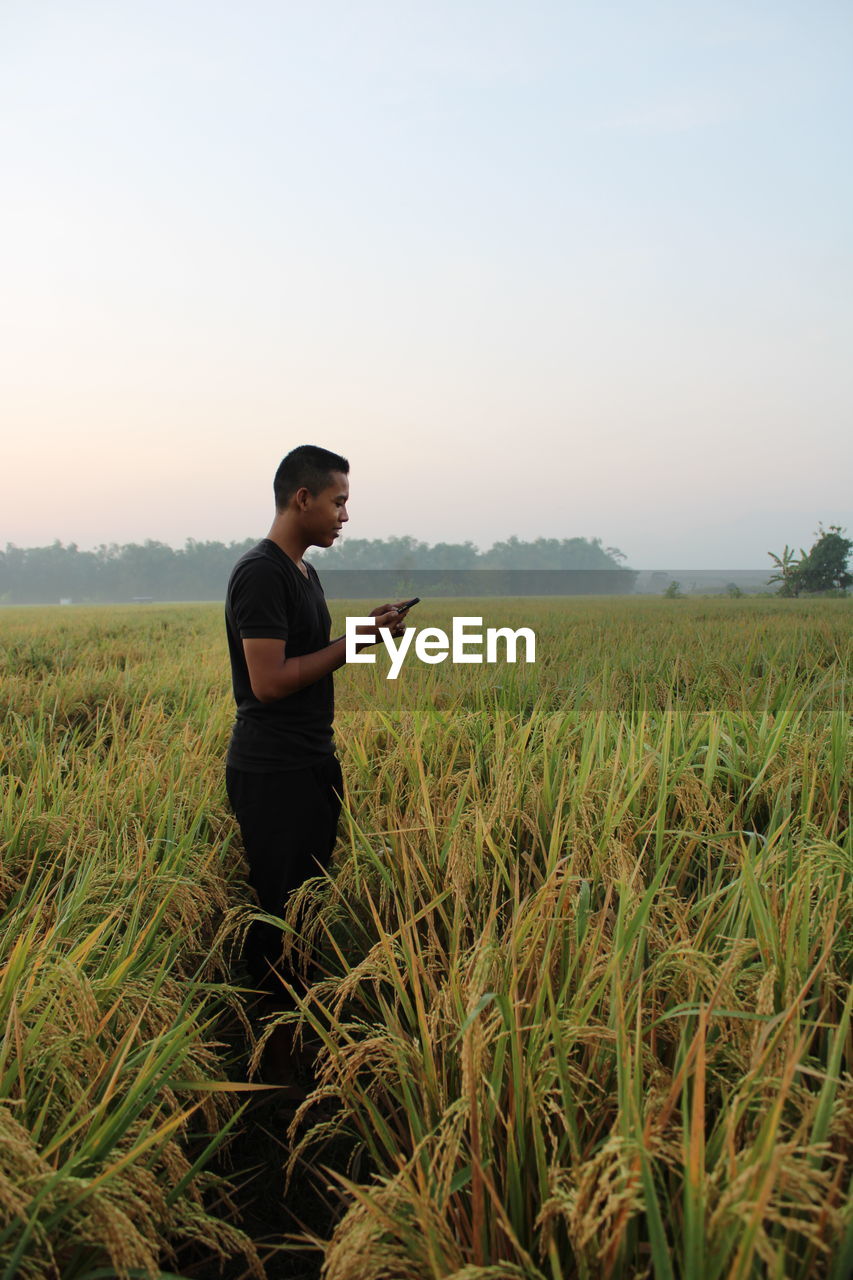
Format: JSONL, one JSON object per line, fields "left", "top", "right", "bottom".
{"left": 225, "top": 755, "right": 343, "bottom": 998}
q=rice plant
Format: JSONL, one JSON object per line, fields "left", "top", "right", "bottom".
{"left": 1, "top": 596, "right": 850, "bottom": 1278}
{"left": 283, "top": 596, "right": 852, "bottom": 1278}
{"left": 0, "top": 606, "right": 262, "bottom": 1280}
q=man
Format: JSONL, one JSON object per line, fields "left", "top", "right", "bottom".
{"left": 224, "top": 444, "right": 405, "bottom": 1013}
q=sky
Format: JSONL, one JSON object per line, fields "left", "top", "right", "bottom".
{"left": 2, "top": 1, "right": 851, "bottom": 569}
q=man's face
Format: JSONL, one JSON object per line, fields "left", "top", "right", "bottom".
{"left": 302, "top": 471, "right": 349, "bottom": 547}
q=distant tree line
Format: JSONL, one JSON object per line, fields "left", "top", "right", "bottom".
{"left": 0, "top": 535, "right": 633, "bottom": 604}
{"left": 311, "top": 534, "right": 629, "bottom": 572}
{"left": 0, "top": 539, "right": 257, "bottom": 605}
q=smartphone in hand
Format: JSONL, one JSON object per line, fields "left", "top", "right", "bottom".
{"left": 395, "top": 597, "right": 420, "bottom": 613}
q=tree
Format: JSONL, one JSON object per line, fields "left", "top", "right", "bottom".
{"left": 767, "top": 544, "right": 802, "bottom": 597}
{"left": 796, "top": 524, "right": 852, "bottom": 593}
{"left": 768, "top": 525, "right": 852, "bottom": 596}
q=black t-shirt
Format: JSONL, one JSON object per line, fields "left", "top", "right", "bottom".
{"left": 225, "top": 539, "right": 334, "bottom": 772}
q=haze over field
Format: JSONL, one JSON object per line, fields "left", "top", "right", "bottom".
{"left": 2, "top": 1, "right": 851, "bottom": 568}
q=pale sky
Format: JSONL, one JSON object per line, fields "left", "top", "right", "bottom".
{"left": 2, "top": 1, "right": 851, "bottom": 568}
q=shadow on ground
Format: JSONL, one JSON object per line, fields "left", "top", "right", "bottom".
{"left": 173, "top": 991, "right": 359, "bottom": 1280}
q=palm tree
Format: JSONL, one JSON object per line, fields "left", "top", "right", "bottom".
{"left": 767, "top": 545, "right": 802, "bottom": 596}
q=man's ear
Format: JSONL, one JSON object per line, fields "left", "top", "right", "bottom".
{"left": 295, "top": 485, "right": 312, "bottom": 510}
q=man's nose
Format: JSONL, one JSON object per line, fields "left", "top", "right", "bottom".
{"left": 341, "top": 507, "right": 349, "bottom": 522}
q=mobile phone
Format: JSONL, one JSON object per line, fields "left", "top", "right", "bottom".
{"left": 396, "top": 597, "right": 420, "bottom": 612}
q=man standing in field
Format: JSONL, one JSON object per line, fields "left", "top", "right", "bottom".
{"left": 224, "top": 445, "right": 405, "bottom": 1023}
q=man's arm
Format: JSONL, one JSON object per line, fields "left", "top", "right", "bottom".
{"left": 243, "top": 603, "right": 405, "bottom": 703}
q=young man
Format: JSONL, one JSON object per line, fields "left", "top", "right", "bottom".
{"left": 224, "top": 444, "right": 406, "bottom": 1006}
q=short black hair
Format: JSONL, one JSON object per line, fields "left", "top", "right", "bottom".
{"left": 273, "top": 445, "right": 349, "bottom": 510}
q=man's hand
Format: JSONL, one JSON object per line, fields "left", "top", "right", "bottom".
{"left": 360, "top": 602, "right": 409, "bottom": 645}
{"left": 243, "top": 601, "right": 413, "bottom": 702}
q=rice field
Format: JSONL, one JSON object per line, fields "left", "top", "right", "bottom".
{"left": 0, "top": 596, "right": 850, "bottom": 1279}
